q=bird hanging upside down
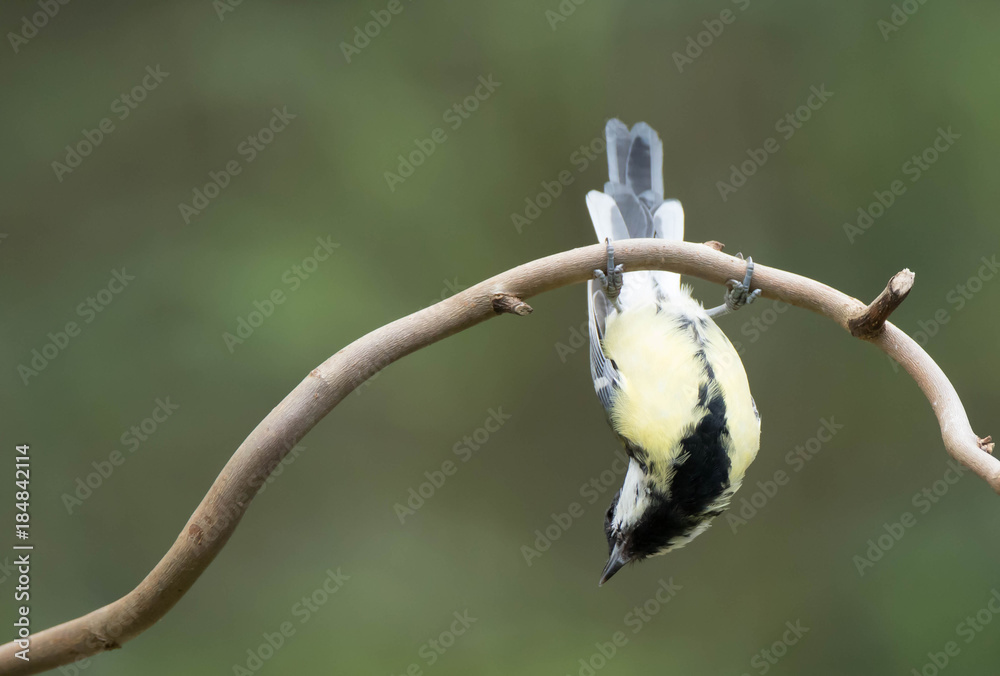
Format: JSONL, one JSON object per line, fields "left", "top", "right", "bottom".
{"left": 586, "top": 119, "right": 762, "bottom": 585}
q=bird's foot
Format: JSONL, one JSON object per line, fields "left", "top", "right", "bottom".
{"left": 706, "top": 255, "right": 761, "bottom": 318}
{"left": 594, "top": 239, "right": 624, "bottom": 312}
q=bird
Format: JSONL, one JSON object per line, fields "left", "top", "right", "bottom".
{"left": 586, "top": 119, "right": 762, "bottom": 585}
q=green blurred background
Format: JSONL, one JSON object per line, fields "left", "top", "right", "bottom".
{"left": 3, "top": 1, "right": 1000, "bottom": 674}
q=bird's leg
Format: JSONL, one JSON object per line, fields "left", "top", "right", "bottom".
{"left": 594, "top": 239, "right": 624, "bottom": 312}
{"left": 706, "top": 255, "right": 762, "bottom": 318}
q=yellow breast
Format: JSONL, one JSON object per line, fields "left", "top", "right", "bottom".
{"left": 602, "top": 301, "right": 761, "bottom": 489}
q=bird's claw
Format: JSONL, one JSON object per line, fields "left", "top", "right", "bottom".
{"left": 707, "top": 256, "right": 760, "bottom": 317}
{"left": 594, "top": 239, "right": 624, "bottom": 311}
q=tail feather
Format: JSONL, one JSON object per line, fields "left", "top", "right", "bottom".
{"left": 652, "top": 199, "right": 684, "bottom": 242}
{"left": 624, "top": 122, "right": 663, "bottom": 207}
{"left": 603, "top": 183, "right": 654, "bottom": 239}
{"left": 588, "top": 119, "right": 684, "bottom": 297}
{"left": 651, "top": 199, "right": 685, "bottom": 290}
{"left": 585, "top": 191, "right": 631, "bottom": 244}
{"left": 605, "top": 118, "right": 630, "bottom": 185}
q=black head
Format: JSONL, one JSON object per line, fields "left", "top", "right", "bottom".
{"left": 600, "top": 393, "right": 734, "bottom": 584}
{"left": 600, "top": 485, "right": 706, "bottom": 585}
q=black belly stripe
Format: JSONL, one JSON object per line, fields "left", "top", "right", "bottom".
{"left": 693, "top": 348, "right": 715, "bottom": 380}
{"left": 673, "top": 311, "right": 731, "bottom": 514}
{"left": 671, "top": 390, "right": 731, "bottom": 515}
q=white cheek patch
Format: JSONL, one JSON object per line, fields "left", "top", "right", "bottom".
{"left": 612, "top": 458, "right": 651, "bottom": 532}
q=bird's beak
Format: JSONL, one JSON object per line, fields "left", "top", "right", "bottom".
{"left": 599, "top": 541, "right": 630, "bottom": 586}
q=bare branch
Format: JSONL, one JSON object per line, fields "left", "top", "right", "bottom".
{"left": 848, "top": 268, "right": 914, "bottom": 338}
{"left": 2, "top": 239, "right": 996, "bottom": 675}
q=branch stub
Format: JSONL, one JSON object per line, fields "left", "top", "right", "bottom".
{"left": 492, "top": 293, "right": 533, "bottom": 316}
{"left": 848, "top": 269, "right": 915, "bottom": 339}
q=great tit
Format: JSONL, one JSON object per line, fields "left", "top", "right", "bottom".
{"left": 586, "top": 119, "right": 762, "bottom": 585}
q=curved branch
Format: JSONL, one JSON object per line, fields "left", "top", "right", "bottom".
{"left": 3, "top": 240, "right": 996, "bottom": 675}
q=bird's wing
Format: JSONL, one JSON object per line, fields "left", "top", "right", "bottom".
{"left": 587, "top": 279, "right": 622, "bottom": 412}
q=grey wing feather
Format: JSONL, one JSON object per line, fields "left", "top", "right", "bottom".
{"left": 587, "top": 279, "right": 621, "bottom": 412}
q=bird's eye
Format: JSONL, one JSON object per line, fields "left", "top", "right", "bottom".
{"left": 604, "top": 489, "right": 621, "bottom": 528}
